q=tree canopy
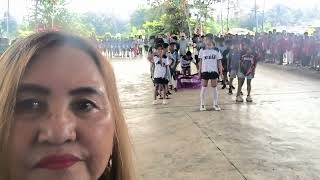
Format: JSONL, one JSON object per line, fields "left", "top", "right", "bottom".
{"left": 2, "top": 0, "right": 320, "bottom": 40}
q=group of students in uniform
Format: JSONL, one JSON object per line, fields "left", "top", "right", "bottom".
{"left": 147, "top": 33, "right": 258, "bottom": 110}
{"left": 101, "top": 36, "right": 145, "bottom": 58}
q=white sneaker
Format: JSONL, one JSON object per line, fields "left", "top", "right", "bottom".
{"left": 200, "top": 105, "right": 207, "bottom": 111}
{"left": 246, "top": 96, "right": 253, "bottom": 102}
{"left": 152, "top": 100, "right": 158, "bottom": 105}
{"left": 236, "top": 96, "right": 244, "bottom": 102}
{"left": 213, "top": 105, "right": 221, "bottom": 111}
{"left": 162, "top": 100, "right": 168, "bottom": 105}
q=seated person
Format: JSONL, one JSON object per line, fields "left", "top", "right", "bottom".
{"left": 178, "top": 51, "right": 196, "bottom": 76}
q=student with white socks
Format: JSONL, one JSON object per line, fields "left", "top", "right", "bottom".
{"left": 198, "top": 33, "right": 223, "bottom": 111}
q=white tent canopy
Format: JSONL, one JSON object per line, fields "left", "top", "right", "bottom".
{"left": 227, "top": 28, "right": 255, "bottom": 35}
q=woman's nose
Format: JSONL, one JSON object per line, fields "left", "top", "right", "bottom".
{"left": 37, "top": 107, "right": 76, "bottom": 145}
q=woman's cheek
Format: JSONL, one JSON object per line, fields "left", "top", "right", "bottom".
{"left": 78, "top": 114, "right": 115, "bottom": 177}
{"left": 8, "top": 119, "right": 37, "bottom": 176}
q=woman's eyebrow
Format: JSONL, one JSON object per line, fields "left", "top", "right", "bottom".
{"left": 17, "top": 83, "right": 50, "bottom": 95}
{"left": 69, "top": 87, "right": 104, "bottom": 97}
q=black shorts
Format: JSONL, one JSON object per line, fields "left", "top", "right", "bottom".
{"left": 153, "top": 78, "right": 168, "bottom": 84}
{"left": 195, "top": 55, "right": 200, "bottom": 64}
{"left": 201, "top": 72, "right": 219, "bottom": 80}
{"left": 182, "top": 66, "right": 191, "bottom": 72}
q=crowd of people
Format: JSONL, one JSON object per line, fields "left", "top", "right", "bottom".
{"left": 98, "top": 36, "right": 146, "bottom": 58}
{"left": 254, "top": 30, "right": 320, "bottom": 69}
{"left": 146, "top": 29, "right": 320, "bottom": 110}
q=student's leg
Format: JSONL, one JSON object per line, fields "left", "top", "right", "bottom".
{"left": 162, "top": 84, "right": 168, "bottom": 104}
{"left": 247, "top": 79, "right": 252, "bottom": 96}
{"left": 165, "top": 83, "right": 170, "bottom": 97}
{"left": 222, "top": 71, "right": 228, "bottom": 89}
{"left": 172, "top": 70, "right": 177, "bottom": 91}
{"left": 236, "top": 78, "right": 245, "bottom": 97}
{"left": 211, "top": 78, "right": 219, "bottom": 106}
{"left": 200, "top": 79, "right": 209, "bottom": 108}
{"left": 229, "top": 76, "right": 234, "bottom": 94}
{"left": 154, "top": 84, "right": 159, "bottom": 100}
{"left": 246, "top": 79, "right": 253, "bottom": 102}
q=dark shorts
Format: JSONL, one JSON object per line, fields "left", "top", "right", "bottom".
{"left": 201, "top": 72, "right": 219, "bottom": 80}
{"left": 195, "top": 55, "right": 200, "bottom": 64}
{"left": 182, "top": 66, "right": 191, "bottom": 72}
{"left": 153, "top": 78, "right": 168, "bottom": 84}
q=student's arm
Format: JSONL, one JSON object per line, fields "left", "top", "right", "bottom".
{"left": 176, "top": 57, "right": 181, "bottom": 67}
{"left": 227, "top": 52, "right": 231, "bottom": 71}
{"left": 218, "top": 60, "right": 223, "bottom": 75}
{"left": 147, "top": 53, "right": 154, "bottom": 63}
{"left": 198, "top": 49, "right": 203, "bottom": 74}
{"left": 217, "top": 52, "right": 223, "bottom": 75}
{"left": 198, "top": 59, "right": 202, "bottom": 75}
{"left": 191, "top": 57, "right": 197, "bottom": 65}
{"left": 252, "top": 55, "right": 258, "bottom": 74}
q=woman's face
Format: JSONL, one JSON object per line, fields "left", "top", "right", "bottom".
{"left": 204, "top": 38, "right": 213, "bottom": 47}
{"left": 156, "top": 47, "right": 164, "bottom": 56}
{"left": 8, "top": 45, "right": 114, "bottom": 180}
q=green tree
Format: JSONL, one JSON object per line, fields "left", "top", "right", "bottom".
{"left": 130, "top": 8, "right": 148, "bottom": 28}
{"left": 0, "top": 12, "right": 18, "bottom": 38}
{"left": 28, "top": 0, "right": 69, "bottom": 30}
{"left": 266, "top": 4, "right": 292, "bottom": 26}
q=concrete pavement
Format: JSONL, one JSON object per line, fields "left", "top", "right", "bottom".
{"left": 111, "top": 58, "right": 320, "bottom": 180}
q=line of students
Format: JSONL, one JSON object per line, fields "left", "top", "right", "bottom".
{"left": 148, "top": 33, "right": 258, "bottom": 111}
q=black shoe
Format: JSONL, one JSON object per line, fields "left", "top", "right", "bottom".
{"left": 174, "top": 88, "right": 177, "bottom": 92}
{"left": 240, "top": 91, "right": 243, "bottom": 95}
{"left": 228, "top": 88, "right": 233, "bottom": 95}
{"left": 231, "top": 85, "right": 236, "bottom": 90}
{"left": 221, "top": 85, "right": 227, "bottom": 89}
{"left": 167, "top": 91, "right": 172, "bottom": 95}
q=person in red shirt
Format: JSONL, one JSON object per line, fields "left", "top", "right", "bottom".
{"left": 302, "top": 32, "right": 312, "bottom": 66}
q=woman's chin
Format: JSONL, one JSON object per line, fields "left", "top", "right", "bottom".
{"left": 27, "top": 162, "right": 91, "bottom": 180}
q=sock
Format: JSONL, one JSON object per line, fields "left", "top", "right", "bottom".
{"left": 200, "top": 87, "right": 207, "bottom": 106}
{"left": 173, "top": 79, "right": 177, "bottom": 88}
{"left": 213, "top": 87, "right": 219, "bottom": 106}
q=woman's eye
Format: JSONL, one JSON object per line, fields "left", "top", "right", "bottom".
{"left": 72, "top": 100, "right": 98, "bottom": 113}
{"left": 15, "top": 99, "right": 44, "bottom": 114}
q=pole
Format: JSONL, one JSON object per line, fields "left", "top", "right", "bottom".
{"left": 227, "top": 0, "right": 230, "bottom": 31}
{"left": 262, "top": 0, "right": 265, "bottom": 32}
{"left": 220, "top": 0, "right": 223, "bottom": 34}
{"left": 185, "top": 0, "right": 192, "bottom": 38}
{"left": 7, "top": 0, "right": 9, "bottom": 35}
{"left": 254, "top": 0, "right": 258, "bottom": 33}
{"left": 35, "top": 0, "right": 39, "bottom": 31}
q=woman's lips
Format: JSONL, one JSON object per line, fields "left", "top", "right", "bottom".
{"left": 35, "top": 154, "right": 81, "bottom": 170}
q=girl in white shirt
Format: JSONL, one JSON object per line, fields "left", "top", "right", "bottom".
{"left": 149, "top": 44, "right": 169, "bottom": 105}
{"left": 198, "top": 34, "right": 223, "bottom": 111}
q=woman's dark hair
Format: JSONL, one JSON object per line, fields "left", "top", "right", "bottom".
{"left": 155, "top": 43, "right": 163, "bottom": 49}
{"left": 155, "top": 38, "right": 164, "bottom": 44}
{"left": 163, "top": 43, "right": 169, "bottom": 49}
{"left": 186, "top": 51, "right": 192, "bottom": 56}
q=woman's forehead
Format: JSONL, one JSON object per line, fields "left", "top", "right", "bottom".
{"left": 21, "top": 45, "right": 106, "bottom": 92}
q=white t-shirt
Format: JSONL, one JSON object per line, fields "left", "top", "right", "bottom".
{"left": 199, "top": 48, "right": 222, "bottom": 73}
{"left": 153, "top": 56, "right": 168, "bottom": 78}
{"left": 180, "top": 56, "right": 194, "bottom": 68}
